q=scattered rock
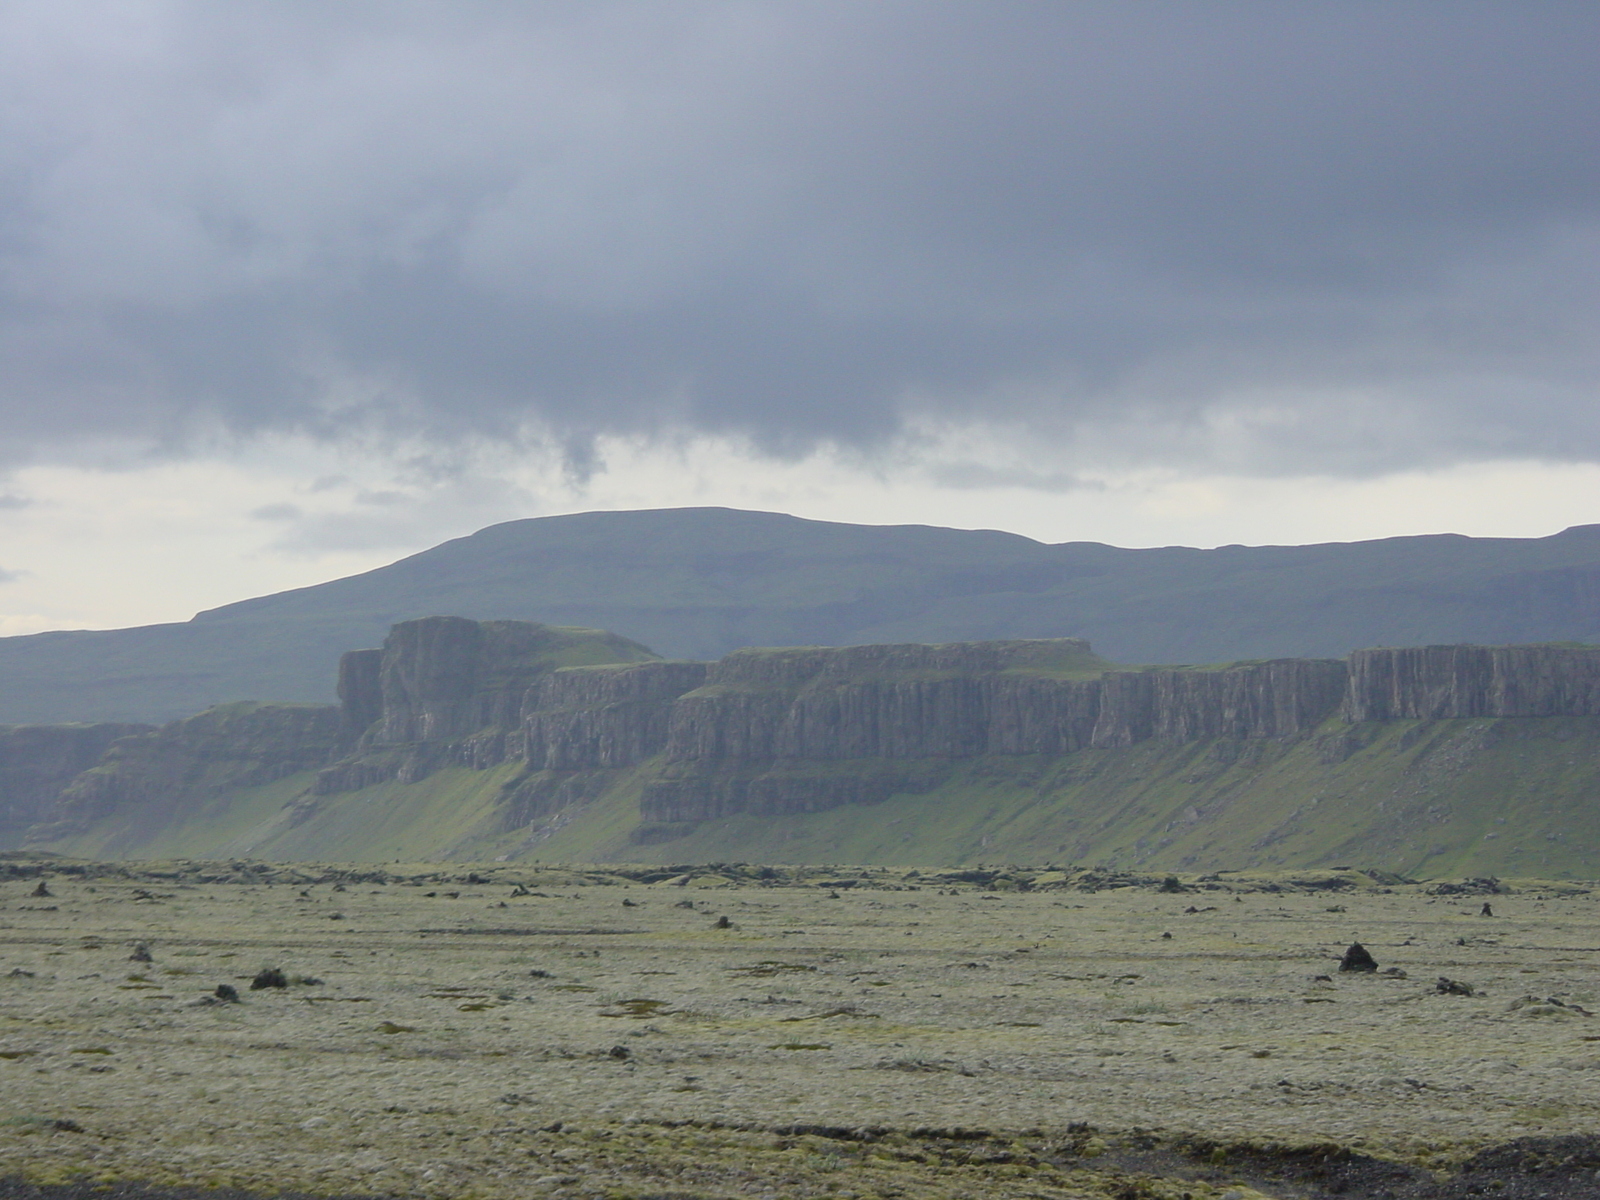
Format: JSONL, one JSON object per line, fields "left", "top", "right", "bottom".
{"left": 1436, "top": 976, "right": 1474, "bottom": 996}
{"left": 1381, "top": 966, "right": 1408, "bottom": 979}
{"left": 214, "top": 984, "right": 239, "bottom": 1002}
{"left": 608, "top": 1044, "right": 631, "bottom": 1059}
{"left": 128, "top": 943, "right": 153, "bottom": 963}
{"left": 250, "top": 967, "right": 288, "bottom": 990}
{"left": 1338, "top": 942, "right": 1378, "bottom": 973}
{"left": 1507, "top": 995, "right": 1592, "bottom": 1017}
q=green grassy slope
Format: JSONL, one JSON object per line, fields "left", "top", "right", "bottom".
{"left": 6, "top": 507, "right": 1600, "bottom": 723}
{"left": 34, "top": 715, "right": 1600, "bottom": 877}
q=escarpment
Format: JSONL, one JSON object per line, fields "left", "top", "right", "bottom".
{"left": 27, "top": 703, "right": 341, "bottom": 842}
{"left": 13, "top": 620, "right": 1600, "bottom": 865}
{"left": 0, "top": 722, "right": 151, "bottom": 845}
{"left": 642, "top": 646, "right": 1349, "bottom": 822}
{"left": 1345, "top": 643, "right": 1600, "bottom": 720}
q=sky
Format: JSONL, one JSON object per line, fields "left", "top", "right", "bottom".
{"left": 1, "top": 0, "right": 1598, "bottom": 635}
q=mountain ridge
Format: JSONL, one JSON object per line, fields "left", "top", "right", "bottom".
{"left": 5, "top": 506, "right": 1600, "bottom": 724}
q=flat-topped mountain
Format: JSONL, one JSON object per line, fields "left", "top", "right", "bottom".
{"left": 12, "top": 616, "right": 1600, "bottom": 877}
{"left": 4, "top": 507, "right": 1600, "bottom": 724}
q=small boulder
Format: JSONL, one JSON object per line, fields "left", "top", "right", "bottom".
{"left": 214, "top": 984, "right": 239, "bottom": 1002}
{"left": 30, "top": 881, "right": 51, "bottom": 898}
{"left": 1339, "top": 942, "right": 1378, "bottom": 973}
{"left": 250, "top": 967, "right": 288, "bottom": 990}
{"left": 608, "top": 1044, "right": 631, "bottom": 1060}
{"left": 1435, "top": 977, "right": 1474, "bottom": 996}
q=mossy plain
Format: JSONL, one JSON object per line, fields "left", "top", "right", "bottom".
{"left": 3, "top": 862, "right": 1600, "bottom": 1199}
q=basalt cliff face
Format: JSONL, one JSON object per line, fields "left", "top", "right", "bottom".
{"left": 1345, "top": 644, "right": 1600, "bottom": 720}
{"left": 0, "top": 722, "right": 151, "bottom": 846}
{"left": 29, "top": 703, "right": 343, "bottom": 845}
{"left": 639, "top": 648, "right": 1348, "bottom": 822}
{"left": 11, "top": 627, "right": 1600, "bottom": 873}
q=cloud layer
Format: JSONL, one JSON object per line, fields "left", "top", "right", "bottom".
{"left": 2, "top": 1, "right": 1597, "bottom": 478}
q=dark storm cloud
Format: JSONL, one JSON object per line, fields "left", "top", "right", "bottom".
{"left": 0, "top": 0, "right": 1596, "bottom": 475}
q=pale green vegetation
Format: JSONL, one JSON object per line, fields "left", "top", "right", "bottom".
{"left": 2, "top": 861, "right": 1597, "bottom": 1199}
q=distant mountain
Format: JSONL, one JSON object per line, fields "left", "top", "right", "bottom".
{"left": 3, "top": 506, "right": 1600, "bottom": 724}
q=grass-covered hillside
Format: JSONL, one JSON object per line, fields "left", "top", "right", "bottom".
{"left": 5, "top": 507, "right": 1600, "bottom": 723}
{"left": 33, "top": 713, "right": 1600, "bottom": 878}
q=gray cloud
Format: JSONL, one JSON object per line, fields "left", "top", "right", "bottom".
{"left": 0, "top": 1, "right": 1596, "bottom": 478}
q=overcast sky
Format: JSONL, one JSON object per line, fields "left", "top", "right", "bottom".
{"left": 1, "top": 1, "right": 1598, "bottom": 633}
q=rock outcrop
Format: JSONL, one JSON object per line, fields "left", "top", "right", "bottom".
{"left": 354, "top": 616, "right": 659, "bottom": 745}
{"left": 643, "top": 642, "right": 1348, "bottom": 823}
{"left": 0, "top": 722, "right": 150, "bottom": 846}
{"left": 1089, "top": 659, "right": 1349, "bottom": 747}
{"left": 521, "top": 662, "right": 710, "bottom": 770}
{"left": 18, "top": 622, "right": 1600, "bottom": 857}
{"left": 312, "top": 617, "right": 670, "bottom": 791}
{"left": 28, "top": 702, "right": 341, "bottom": 841}
{"left": 661, "top": 643, "right": 1345, "bottom": 767}
{"left": 1345, "top": 644, "right": 1600, "bottom": 721}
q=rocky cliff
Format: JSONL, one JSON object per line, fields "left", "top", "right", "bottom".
{"left": 16, "top": 625, "right": 1600, "bottom": 867}
{"left": 28, "top": 702, "right": 341, "bottom": 842}
{"left": 0, "top": 722, "right": 150, "bottom": 845}
{"left": 1345, "top": 644, "right": 1600, "bottom": 720}
{"left": 309, "top": 616, "right": 670, "bottom": 792}
{"left": 351, "top": 616, "right": 660, "bottom": 745}
{"left": 644, "top": 644, "right": 1348, "bottom": 822}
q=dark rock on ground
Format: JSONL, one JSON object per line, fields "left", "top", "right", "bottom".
{"left": 1339, "top": 942, "right": 1379, "bottom": 972}
{"left": 249, "top": 967, "right": 287, "bottom": 990}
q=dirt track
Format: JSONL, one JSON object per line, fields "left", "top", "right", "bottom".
{"left": 3, "top": 862, "right": 1599, "bottom": 1198}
